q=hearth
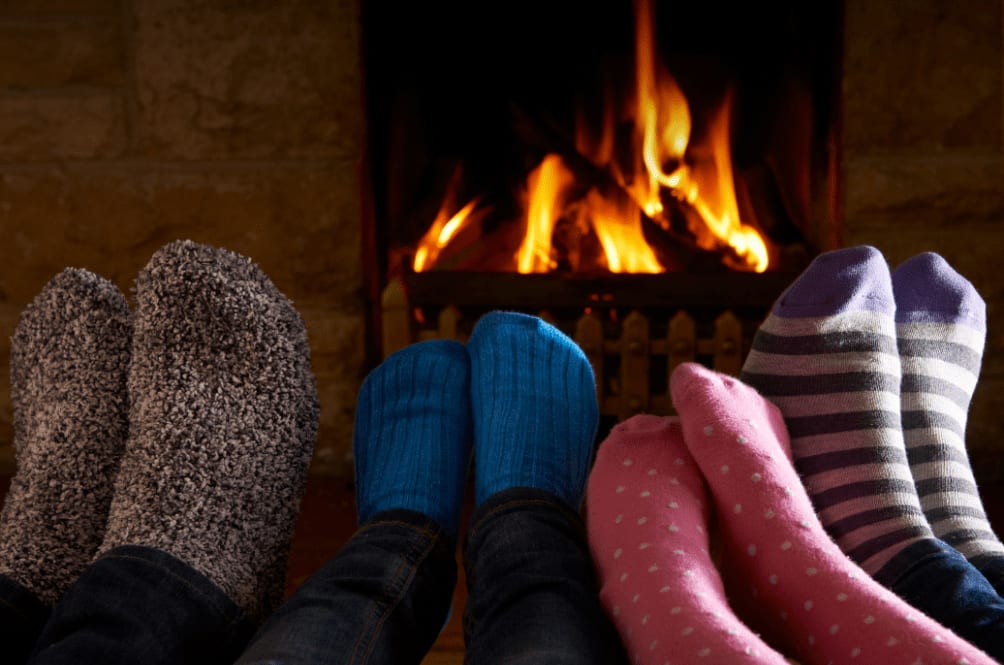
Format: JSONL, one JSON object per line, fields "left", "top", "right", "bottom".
{"left": 361, "top": 0, "right": 843, "bottom": 422}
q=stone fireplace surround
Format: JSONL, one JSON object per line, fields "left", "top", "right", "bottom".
{"left": 0, "top": 1, "right": 1002, "bottom": 482}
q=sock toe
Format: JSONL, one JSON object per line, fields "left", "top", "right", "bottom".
{"left": 774, "top": 245, "right": 893, "bottom": 317}
{"left": 893, "top": 252, "right": 986, "bottom": 329}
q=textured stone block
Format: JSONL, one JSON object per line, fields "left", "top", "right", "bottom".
{"left": 0, "top": 93, "right": 127, "bottom": 160}
{"left": 843, "top": 0, "right": 1002, "bottom": 152}
{"left": 843, "top": 153, "right": 1004, "bottom": 227}
{"left": 0, "top": 0, "right": 117, "bottom": 17}
{"left": 131, "top": 0, "right": 362, "bottom": 160}
{"left": 0, "top": 20, "right": 124, "bottom": 88}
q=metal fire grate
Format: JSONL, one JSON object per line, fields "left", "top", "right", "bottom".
{"left": 381, "top": 270, "right": 793, "bottom": 422}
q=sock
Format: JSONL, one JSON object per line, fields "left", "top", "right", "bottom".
{"left": 0, "top": 269, "right": 132, "bottom": 605}
{"left": 740, "top": 246, "right": 933, "bottom": 577}
{"left": 671, "top": 362, "right": 997, "bottom": 665}
{"left": 100, "top": 240, "right": 319, "bottom": 620}
{"left": 353, "top": 339, "right": 472, "bottom": 539}
{"left": 892, "top": 252, "right": 1004, "bottom": 590}
{"left": 467, "top": 311, "right": 598, "bottom": 508}
{"left": 587, "top": 414, "right": 790, "bottom": 664}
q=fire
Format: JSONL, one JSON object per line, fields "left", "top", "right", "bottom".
{"left": 412, "top": 195, "right": 479, "bottom": 273}
{"left": 517, "top": 155, "right": 573, "bottom": 273}
{"left": 412, "top": 0, "right": 771, "bottom": 274}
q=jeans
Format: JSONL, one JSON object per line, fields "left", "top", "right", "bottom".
{"left": 0, "top": 488, "right": 624, "bottom": 665}
{"left": 19, "top": 545, "right": 255, "bottom": 665}
{"left": 877, "top": 538, "right": 1004, "bottom": 661}
{"left": 238, "top": 487, "right": 626, "bottom": 665}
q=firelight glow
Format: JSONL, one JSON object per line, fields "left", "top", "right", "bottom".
{"left": 517, "top": 154, "right": 572, "bottom": 273}
{"left": 412, "top": 197, "right": 479, "bottom": 273}
{"left": 411, "top": 0, "right": 771, "bottom": 274}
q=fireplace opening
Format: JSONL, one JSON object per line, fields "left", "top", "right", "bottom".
{"left": 360, "top": 1, "right": 843, "bottom": 420}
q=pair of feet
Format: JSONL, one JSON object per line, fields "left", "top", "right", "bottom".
{"left": 0, "top": 241, "right": 319, "bottom": 620}
{"left": 589, "top": 246, "right": 1003, "bottom": 663}
{"left": 353, "top": 311, "right": 599, "bottom": 541}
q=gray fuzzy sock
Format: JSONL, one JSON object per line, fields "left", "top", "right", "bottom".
{"left": 99, "top": 240, "right": 319, "bottom": 619}
{"left": 0, "top": 268, "right": 132, "bottom": 605}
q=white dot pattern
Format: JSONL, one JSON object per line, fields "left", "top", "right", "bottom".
{"left": 650, "top": 363, "right": 998, "bottom": 665}
{"left": 586, "top": 417, "right": 793, "bottom": 664}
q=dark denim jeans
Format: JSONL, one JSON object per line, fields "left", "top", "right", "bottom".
{"left": 877, "top": 538, "right": 1004, "bottom": 662}
{"left": 238, "top": 487, "right": 626, "bottom": 665}
{"left": 0, "top": 488, "right": 624, "bottom": 665}
{"left": 19, "top": 545, "right": 254, "bottom": 665}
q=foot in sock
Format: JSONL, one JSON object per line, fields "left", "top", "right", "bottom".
{"left": 587, "top": 414, "right": 789, "bottom": 664}
{"left": 467, "top": 311, "right": 598, "bottom": 508}
{"left": 671, "top": 362, "right": 996, "bottom": 665}
{"left": 99, "top": 240, "right": 319, "bottom": 620}
{"left": 0, "top": 269, "right": 132, "bottom": 605}
{"left": 893, "top": 252, "right": 1004, "bottom": 592}
{"left": 353, "top": 339, "right": 472, "bottom": 540}
{"left": 740, "top": 245, "right": 934, "bottom": 575}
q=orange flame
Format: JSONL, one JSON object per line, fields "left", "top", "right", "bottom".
{"left": 587, "top": 190, "right": 662, "bottom": 273}
{"left": 412, "top": 0, "right": 771, "bottom": 274}
{"left": 631, "top": 0, "right": 767, "bottom": 272}
{"left": 413, "top": 196, "right": 479, "bottom": 272}
{"left": 517, "top": 154, "right": 574, "bottom": 273}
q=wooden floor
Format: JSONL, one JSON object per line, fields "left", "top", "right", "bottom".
{"left": 0, "top": 476, "right": 1002, "bottom": 664}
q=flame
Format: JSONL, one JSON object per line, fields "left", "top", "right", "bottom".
{"left": 631, "top": 0, "right": 767, "bottom": 272}
{"left": 633, "top": 0, "right": 690, "bottom": 218}
{"left": 587, "top": 190, "right": 662, "bottom": 273}
{"left": 517, "top": 154, "right": 574, "bottom": 273}
{"left": 412, "top": 0, "right": 772, "bottom": 274}
{"left": 413, "top": 195, "right": 479, "bottom": 272}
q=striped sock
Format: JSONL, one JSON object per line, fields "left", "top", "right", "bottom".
{"left": 740, "top": 246, "right": 935, "bottom": 578}
{"left": 892, "top": 252, "right": 1004, "bottom": 591}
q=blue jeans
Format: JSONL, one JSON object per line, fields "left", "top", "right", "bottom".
{"left": 877, "top": 538, "right": 1004, "bottom": 661}
{"left": 1, "top": 488, "right": 624, "bottom": 664}
{"left": 237, "top": 487, "right": 626, "bottom": 665}
{"left": 17, "top": 545, "right": 255, "bottom": 665}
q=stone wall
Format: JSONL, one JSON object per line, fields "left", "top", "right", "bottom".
{"left": 2, "top": 1, "right": 1003, "bottom": 484}
{"left": 0, "top": 0, "right": 366, "bottom": 477}
{"left": 842, "top": 0, "right": 1004, "bottom": 480}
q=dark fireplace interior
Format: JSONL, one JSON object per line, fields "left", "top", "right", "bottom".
{"left": 363, "top": 1, "right": 842, "bottom": 285}
{"left": 360, "top": 1, "right": 845, "bottom": 378}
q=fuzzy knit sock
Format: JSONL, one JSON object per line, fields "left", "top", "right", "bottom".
{"left": 0, "top": 269, "right": 132, "bottom": 606}
{"left": 467, "top": 311, "right": 598, "bottom": 509}
{"left": 893, "top": 252, "right": 1004, "bottom": 593}
{"left": 587, "top": 414, "right": 790, "bottom": 664}
{"left": 354, "top": 339, "right": 472, "bottom": 540}
{"left": 671, "top": 362, "right": 996, "bottom": 665}
{"left": 740, "top": 246, "right": 935, "bottom": 577}
{"left": 99, "top": 240, "right": 319, "bottom": 620}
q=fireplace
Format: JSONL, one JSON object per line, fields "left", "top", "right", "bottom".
{"left": 360, "top": 0, "right": 843, "bottom": 423}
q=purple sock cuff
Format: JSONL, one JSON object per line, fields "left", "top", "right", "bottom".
{"left": 772, "top": 246, "right": 894, "bottom": 318}
{"left": 892, "top": 253, "right": 987, "bottom": 330}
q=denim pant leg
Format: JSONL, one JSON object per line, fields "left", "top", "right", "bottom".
{"left": 463, "top": 488, "right": 627, "bottom": 665}
{"left": 26, "top": 545, "right": 255, "bottom": 665}
{"left": 878, "top": 538, "right": 1004, "bottom": 662}
{"left": 235, "top": 509, "right": 456, "bottom": 665}
{"left": 0, "top": 573, "right": 51, "bottom": 664}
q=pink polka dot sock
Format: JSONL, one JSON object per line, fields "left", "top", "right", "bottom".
{"left": 670, "top": 362, "right": 995, "bottom": 665}
{"left": 587, "top": 414, "right": 790, "bottom": 664}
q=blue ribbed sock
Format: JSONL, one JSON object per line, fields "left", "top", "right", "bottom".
{"left": 467, "top": 311, "right": 598, "bottom": 509}
{"left": 353, "top": 340, "right": 472, "bottom": 539}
